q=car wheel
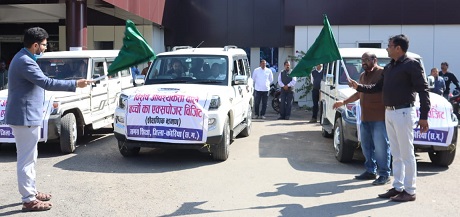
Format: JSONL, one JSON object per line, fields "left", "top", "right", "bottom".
{"left": 428, "top": 149, "right": 456, "bottom": 167}
{"left": 212, "top": 116, "right": 230, "bottom": 161}
{"left": 118, "top": 140, "right": 140, "bottom": 157}
{"left": 333, "top": 118, "right": 354, "bottom": 162}
{"left": 239, "top": 105, "right": 252, "bottom": 137}
{"left": 60, "top": 113, "right": 77, "bottom": 154}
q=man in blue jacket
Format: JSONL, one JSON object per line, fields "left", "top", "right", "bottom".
{"left": 6, "top": 27, "right": 92, "bottom": 212}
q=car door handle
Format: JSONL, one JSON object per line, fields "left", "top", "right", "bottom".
{"left": 117, "top": 81, "right": 120, "bottom": 84}
{"left": 103, "top": 84, "right": 107, "bottom": 87}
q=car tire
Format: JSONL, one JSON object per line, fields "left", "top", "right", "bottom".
{"left": 428, "top": 149, "right": 456, "bottom": 167}
{"left": 212, "top": 116, "right": 230, "bottom": 161}
{"left": 333, "top": 118, "right": 354, "bottom": 162}
{"left": 118, "top": 140, "right": 140, "bottom": 157}
{"left": 239, "top": 105, "right": 252, "bottom": 137}
{"left": 60, "top": 113, "right": 77, "bottom": 154}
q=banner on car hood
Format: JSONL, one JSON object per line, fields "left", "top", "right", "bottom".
{"left": 355, "top": 93, "right": 457, "bottom": 147}
{"left": 125, "top": 89, "right": 211, "bottom": 143}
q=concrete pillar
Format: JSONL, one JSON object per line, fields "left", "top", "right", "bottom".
{"left": 66, "top": 0, "right": 87, "bottom": 50}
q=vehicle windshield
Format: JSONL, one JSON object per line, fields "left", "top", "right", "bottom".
{"left": 37, "top": 58, "right": 89, "bottom": 79}
{"left": 145, "top": 55, "right": 229, "bottom": 86}
{"left": 338, "top": 58, "right": 391, "bottom": 85}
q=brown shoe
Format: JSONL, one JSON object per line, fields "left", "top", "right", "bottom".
{"left": 378, "top": 188, "right": 401, "bottom": 198}
{"left": 308, "top": 118, "right": 317, "bottom": 123}
{"left": 22, "top": 200, "right": 53, "bottom": 212}
{"left": 390, "top": 191, "right": 416, "bottom": 202}
{"left": 35, "top": 192, "right": 52, "bottom": 201}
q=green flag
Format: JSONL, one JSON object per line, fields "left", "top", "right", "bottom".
{"left": 290, "top": 15, "right": 342, "bottom": 77}
{"left": 108, "top": 20, "right": 156, "bottom": 75}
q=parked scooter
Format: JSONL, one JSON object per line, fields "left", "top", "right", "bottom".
{"left": 269, "top": 83, "right": 281, "bottom": 113}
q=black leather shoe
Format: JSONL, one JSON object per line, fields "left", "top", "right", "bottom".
{"left": 278, "top": 117, "right": 285, "bottom": 120}
{"left": 390, "top": 191, "right": 416, "bottom": 202}
{"left": 372, "top": 176, "right": 390, "bottom": 185}
{"left": 285, "top": 116, "right": 290, "bottom": 120}
{"left": 378, "top": 188, "right": 402, "bottom": 198}
{"left": 354, "top": 171, "right": 376, "bottom": 180}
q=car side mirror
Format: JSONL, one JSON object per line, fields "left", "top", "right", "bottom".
{"left": 233, "top": 75, "right": 247, "bottom": 85}
{"left": 92, "top": 74, "right": 101, "bottom": 86}
{"left": 134, "top": 75, "right": 145, "bottom": 86}
{"left": 325, "top": 74, "right": 334, "bottom": 86}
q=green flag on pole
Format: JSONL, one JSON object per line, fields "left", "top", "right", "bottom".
{"left": 108, "top": 20, "right": 156, "bottom": 76}
{"left": 290, "top": 15, "right": 342, "bottom": 77}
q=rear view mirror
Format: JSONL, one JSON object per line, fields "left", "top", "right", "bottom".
{"left": 233, "top": 75, "right": 247, "bottom": 85}
{"left": 134, "top": 75, "right": 145, "bottom": 86}
{"left": 325, "top": 74, "right": 334, "bottom": 86}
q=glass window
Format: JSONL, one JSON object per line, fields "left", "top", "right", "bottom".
{"left": 37, "top": 58, "right": 88, "bottom": 79}
{"left": 338, "top": 58, "right": 391, "bottom": 84}
{"left": 145, "top": 55, "right": 229, "bottom": 86}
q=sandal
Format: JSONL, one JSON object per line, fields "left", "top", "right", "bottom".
{"left": 35, "top": 192, "right": 52, "bottom": 201}
{"left": 22, "top": 200, "right": 53, "bottom": 212}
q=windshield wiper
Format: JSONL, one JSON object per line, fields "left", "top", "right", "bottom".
{"left": 194, "top": 80, "right": 223, "bottom": 84}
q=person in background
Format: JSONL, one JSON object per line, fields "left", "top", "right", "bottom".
{"left": 141, "top": 61, "right": 151, "bottom": 76}
{"left": 439, "top": 62, "right": 460, "bottom": 99}
{"left": 350, "top": 34, "right": 430, "bottom": 202}
{"left": 131, "top": 65, "right": 140, "bottom": 86}
{"left": 277, "top": 60, "right": 296, "bottom": 120}
{"left": 0, "top": 59, "right": 8, "bottom": 90}
{"left": 429, "top": 67, "right": 445, "bottom": 96}
{"left": 333, "top": 52, "right": 391, "bottom": 186}
{"left": 6, "top": 27, "right": 92, "bottom": 212}
{"left": 252, "top": 59, "right": 273, "bottom": 119}
{"left": 166, "top": 59, "right": 184, "bottom": 78}
{"left": 309, "top": 64, "right": 323, "bottom": 123}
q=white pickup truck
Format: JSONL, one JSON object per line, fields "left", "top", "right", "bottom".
{"left": 0, "top": 50, "right": 135, "bottom": 153}
{"left": 320, "top": 48, "right": 458, "bottom": 166}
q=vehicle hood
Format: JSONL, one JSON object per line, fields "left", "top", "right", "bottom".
{"left": 122, "top": 84, "right": 233, "bottom": 98}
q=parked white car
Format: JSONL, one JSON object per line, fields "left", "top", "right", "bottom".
{"left": 113, "top": 46, "right": 253, "bottom": 161}
{"left": 320, "top": 48, "right": 458, "bottom": 166}
{"left": 0, "top": 50, "right": 135, "bottom": 153}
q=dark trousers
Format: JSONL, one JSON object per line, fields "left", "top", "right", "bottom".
{"left": 280, "top": 89, "right": 294, "bottom": 118}
{"left": 254, "top": 90, "right": 268, "bottom": 116}
{"left": 312, "top": 88, "right": 320, "bottom": 119}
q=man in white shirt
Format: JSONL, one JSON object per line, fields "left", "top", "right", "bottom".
{"left": 278, "top": 60, "right": 296, "bottom": 120}
{"left": 252, "top": 59, "right": 273, "bottom": 119}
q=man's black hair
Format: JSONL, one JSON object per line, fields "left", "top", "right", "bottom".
{"left": 23, "top": 27, "right": 48, "bottom": 48}
{"left": 389, "top": 34, "right": 409, "bottom": 52}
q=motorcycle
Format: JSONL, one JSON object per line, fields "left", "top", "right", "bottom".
{"left": 269, "top": 83, "right": 281, "bottom": 113}
{"left": 449, "top": 89, "right": 460, "bottom": 121}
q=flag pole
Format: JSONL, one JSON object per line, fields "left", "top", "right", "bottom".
{"left": 340, "top": 59, "right": 351, "bottom": 81}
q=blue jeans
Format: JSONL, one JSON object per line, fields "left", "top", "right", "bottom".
{"left": 254, "top": 91, "right": 268, "bottom": 116}
{"left": 360, "top": 121, "right": 391, "bottom": 177}
{"left": 280, "top": 90, "right": 294, "bottom": 118}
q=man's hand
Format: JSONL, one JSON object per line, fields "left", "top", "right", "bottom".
{"left": 417, "top": 119, "right": 429, "bottom": 133}
{"left": 333, "top": 101, "right": 344, "bottom": 109}
{"left": 76, "top": 79, "right": 94, "bottom": 88}
{"left": 283, "top": 85, "right": 289, "bottom": 91}
{"left": 348, "top": 79, "right": 359, "bottom": 89}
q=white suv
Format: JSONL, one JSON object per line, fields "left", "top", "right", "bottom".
{"left": 0, "top": 50, "right": 135, "bottom": 153}
{"left": 113, "top": 46, "right": 253, "bottom": 161}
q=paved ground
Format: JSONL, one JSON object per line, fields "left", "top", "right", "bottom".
{"left": 0, "top": 104, "right": 459, "bottom": 217}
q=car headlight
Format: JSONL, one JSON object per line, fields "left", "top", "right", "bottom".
{"left": 118, "top": 94, "right": 128, "bottom": 110}
{"left": 344, "top": 103, "right": 357, "bottom": 120}
{"left": 209, "top": 95, "right": 221, "bottom": 109}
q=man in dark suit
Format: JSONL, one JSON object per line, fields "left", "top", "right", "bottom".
{"left": 6, "top": 27, "right": 92, "bottom": 212}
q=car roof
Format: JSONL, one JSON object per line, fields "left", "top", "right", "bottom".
{"left": 158, "top": 46, "right": 247, "bottom": 57}
{"left": 339, "top": 48, "right": 421, "bottom": 59}
{"left": 40, "top": 50, "right": 120, "bottom": 58}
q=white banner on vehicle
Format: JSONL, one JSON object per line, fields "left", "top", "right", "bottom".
{"left": 0, "top": 96, "right": 51, "bottom": 143}
{"left": 125, "top": 89, "right": 211, "bottom": 143}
